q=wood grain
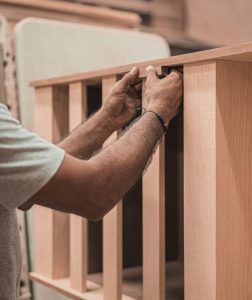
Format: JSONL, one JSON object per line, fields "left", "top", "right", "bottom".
{"left": 69, "top": 82, "right": 88, "bottom": 292}
{"left": 216, "top": 60, "right": 252, "bottom": 299}
{"left": 102, "top": 76, "right": 123, "bottom": 300}
{"left": 34, "top": 86, "right": 70, "bottom": 279}
{"left": 30, "top": 41, "right": 252, "bottom": 88}
{"left": 184, "top": 60, "right": 252, "bottom": 299}
{"left": 184, "top": 61, "right": 217, "bottom": 300}
{"left": 142, "top": 80, "right": 166, "bottom": 300}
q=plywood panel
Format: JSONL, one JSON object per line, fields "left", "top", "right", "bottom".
{"left": 142, "top": 80, "right": 166, "bottom": 300}
{"left": 69, "top": 81, "right": 88, "bottom": 292}
{"left": 34, "top": 86, "right": 70, "bottom": 279}
{"left": 102, "top": 76, "right": 123, "bottom": 300}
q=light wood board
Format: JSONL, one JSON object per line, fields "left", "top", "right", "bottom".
{"left": 30, "top": 41, "right": 252, "bottom": 88}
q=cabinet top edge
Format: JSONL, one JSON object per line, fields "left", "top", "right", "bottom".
{"left": 30, "top": 41, "right": 252, "bottom": 88}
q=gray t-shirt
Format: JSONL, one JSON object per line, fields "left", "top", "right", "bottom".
{"left": 0, "top": 103, "right": 65, "bottom": 299}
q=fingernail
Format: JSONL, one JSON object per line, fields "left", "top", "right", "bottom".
{"left": 130, "top": 66, "right": 138, "bottom": 74}
{"left": 146, "top": 65, "right": 154, "bottom": 72}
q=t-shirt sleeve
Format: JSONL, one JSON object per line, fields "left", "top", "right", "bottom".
{"left": 0, "top": 104, "right": 65, "bottom": 209}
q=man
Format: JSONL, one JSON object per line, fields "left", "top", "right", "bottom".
{"left": 0, "top": 65, "right": 182, "bottom": 299}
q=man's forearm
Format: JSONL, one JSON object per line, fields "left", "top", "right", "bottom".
{"left": 86, "top": 112, "right": 164, "bottom": 215}
{"left": 58, "top": 109, "right": 116, "bottom": 159}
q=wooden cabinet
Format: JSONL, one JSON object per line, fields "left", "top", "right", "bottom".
{"left": 30, "top": 42, "right": 252, "bottom": 300}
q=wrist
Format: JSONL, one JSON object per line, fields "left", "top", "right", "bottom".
{"left": 146, "top": 104, "right": 171, "bottom": 124}
{"left": 142, "top": 111, "right": 164, "bottom": 138}
{"left": 145, "top": 110, "right": 167, "bottom": 134}
{"left": 97, "top": 108, "right": 118, "bottom": 133}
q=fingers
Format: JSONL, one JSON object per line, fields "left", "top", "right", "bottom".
{"left": 146, "top": 65, "right": 159, "bottom": 85}
{"left": 118, "top": 66, "right": 139, "bottom": 90}
{"left": 162, "top": 68, "right": 183, "bottom": 83}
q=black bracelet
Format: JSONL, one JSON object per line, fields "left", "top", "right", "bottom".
{"left": 146, "top": 110, "right": 167, "bottom": 133}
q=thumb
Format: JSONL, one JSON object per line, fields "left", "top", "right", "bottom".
{"left": 146, "top": 65, "right": 159, "bottom": 84}
{"left": 118, "top": 66, "right": 139, "bottom": 90}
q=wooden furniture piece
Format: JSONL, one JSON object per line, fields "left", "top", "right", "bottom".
{"left": 30, "top": 41, "right": 252, "bottom": 300}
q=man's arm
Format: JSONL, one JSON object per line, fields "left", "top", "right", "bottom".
{"left": 58, "top": 109, "right": 115, "bottom": 159}
{"left": 29, "top": 111, "right": 163, "bottom": 220}
{"left": 23, "top": 66, "right": 182, "bottom": 221}
{"left": 58, "top": 66, "right": 141, "bottom": 159}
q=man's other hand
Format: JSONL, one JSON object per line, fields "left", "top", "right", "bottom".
{"left": 101, "top": 66, "right": 141, "bottom": 130}
{"left": 145, "top": 65, "right": 183, "bottom": 124}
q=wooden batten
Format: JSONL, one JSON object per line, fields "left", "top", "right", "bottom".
{"left": 34, "top": 86, "right": 70, "bottom": 279}
{"left": 102, "top": 76, "right": 123, "bottom": 300}
{"left": 184, "top": 61, "right": 217, "bottom": 300}
{"left": 142, "top": 80, "right": 166, "bottom": 300}
{"left": 30, "top": 42, "right": 252, "bottom": 88}
{"left": 69, "top": 81, "right": 88, "bottom": 292}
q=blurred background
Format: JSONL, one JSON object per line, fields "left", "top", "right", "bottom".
{"left": 0, "top": 1, "right": 251, "bottom": 299}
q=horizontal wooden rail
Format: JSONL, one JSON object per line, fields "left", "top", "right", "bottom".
{"left": 31, "top": 41, "right": 252, "bottom": 300}
{"left": 30, "top": 42, "right": 252, "bottom": 88}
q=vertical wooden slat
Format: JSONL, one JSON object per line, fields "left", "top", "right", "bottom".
{"left": 102, "top": 76, "right": 123, "bottom": 300}
{"left": 34, "top": 86, "right": 70, "bottom": 279}
{"left": 184, "top": 60, "right": 252, "bottom": 300}
{"left": 142, "top": 80, "right": 166, "bottom": 300}
{"left": 69, "top": 81, "right": 88, "bottom": 291}
{"left": 184, "top": 61, "right": 217, "bottom": 300}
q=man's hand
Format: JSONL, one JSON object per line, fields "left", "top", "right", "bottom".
{"left": 101, "top": 66, "right": 141, "bottom": 130}
{"left": 145, "top": 65, "right": 183, "bottom": 124}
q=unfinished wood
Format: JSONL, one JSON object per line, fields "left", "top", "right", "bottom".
{"left": 34, "top": 86, "right": 70, "bottom": 279}
{"left": 184, "top": 61, "right": 217, "bottom": 300}
{"left": 102, "top": 76, "right": 123, "bottom": 300}
{"left": 215, "top": 61, "right": 252, "bottom": 299}
{"left": 184, "top": 60, "right": 252, "bottom": 299}
{"left": 0, "top": 0, "right": 140, "bottom": 28}
{"left": 142, "top": 80, "right": 166, "bottom": 300}
{"left": 30, "top": 41, "right": 252, "bottom": 88}
{"left": 69, "top": 81, "right": 88, "bottom": 292}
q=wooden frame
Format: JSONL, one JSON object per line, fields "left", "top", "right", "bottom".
{"left": 30, "top": 42, "right": 252, "bottom": 299}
